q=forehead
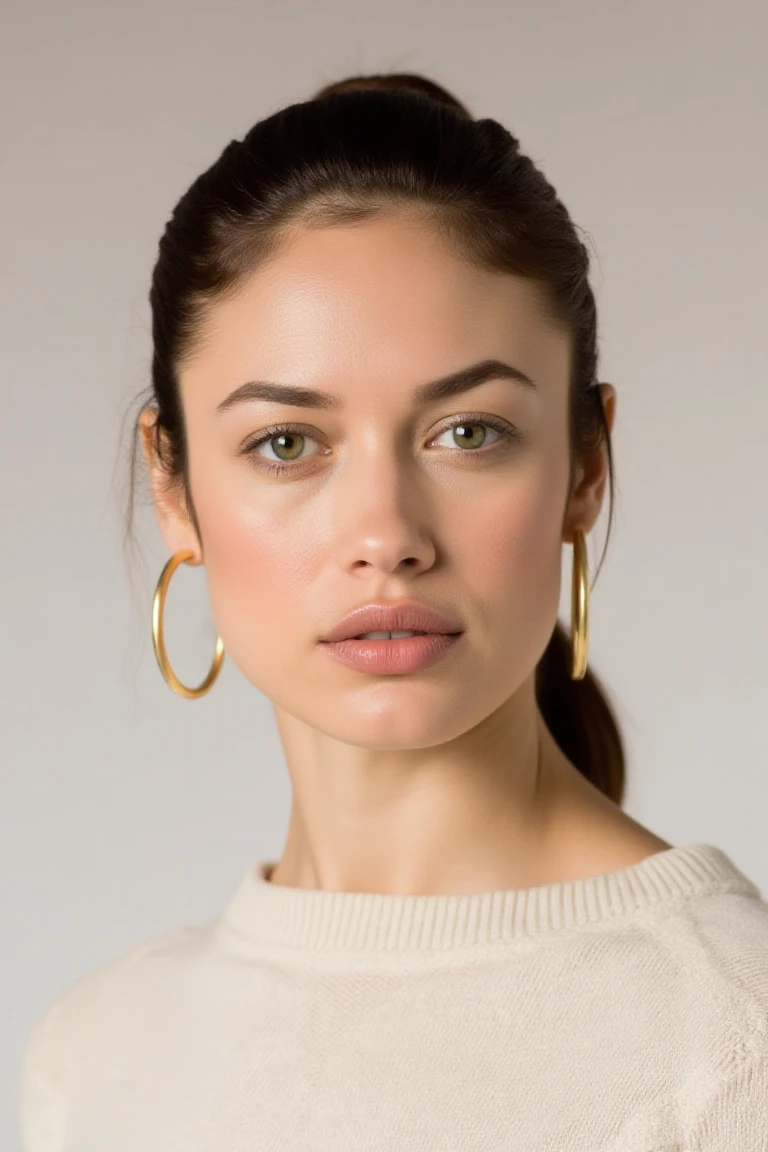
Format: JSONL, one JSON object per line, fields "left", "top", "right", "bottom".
{"left": 182, "top": 211, "right": 569, "bottom": 401}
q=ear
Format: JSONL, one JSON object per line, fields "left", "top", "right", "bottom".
{"left": 139, "top": 408, "right": 202, "bottom": 563}
{"left": 563, "top": 383, "right": 616, "bottom": 544}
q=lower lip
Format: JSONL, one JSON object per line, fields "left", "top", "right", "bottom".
{"left": 320, "top": 632, "right": 463, "bottom": 674}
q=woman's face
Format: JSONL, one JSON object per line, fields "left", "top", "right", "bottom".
{"left": 148, "top": 209, "right": 609, "bottom": 746}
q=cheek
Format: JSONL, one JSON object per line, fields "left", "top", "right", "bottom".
{"left": 189, "top": 459, "right": 320, "bottom": 677}
{"left": 463, "top": 452, "right": 568, "bottom": 660}
{"left": 469, "top": 448, "right": 566, "bottom": 574}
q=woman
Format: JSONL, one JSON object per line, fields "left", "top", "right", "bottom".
{"left": 19, "top": 72, "right": 768, "bottom": 1150}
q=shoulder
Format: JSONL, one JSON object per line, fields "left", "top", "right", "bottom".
{"left": 24, "top": 922, "right": 211, "bottom": 1049}
{"left": 642, "top": 885, "right": 768, "bottom": 1109}
{"left": 633, "top": 870, "right": 768, "bottom": 1027}
{"left": 591, "top": 874, "right": 768, "bottom": 1147}
{"left": 674, "top": 885, "right": 768, "bottom": 1007}
{"left": 18, "top": 923, "right": 211, "bottom": 1147}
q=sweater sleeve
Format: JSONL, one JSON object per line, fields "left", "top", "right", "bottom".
{"left": 17, "top": 1012, "right": 63, "bottom": 1152}
{"left": 17, "top": 932, "right": 199, "bottom": 1152}
{"left": 683, "top": 1049, "right": 768, "bottom": 1150}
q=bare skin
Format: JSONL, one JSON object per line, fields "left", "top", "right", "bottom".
{"left": 141, "top": 206, "right": 671, "bottom": 897}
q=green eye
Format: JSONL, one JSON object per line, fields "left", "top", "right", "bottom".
{"left": 242, "top": 415, "right": 520, "bottom": 476}
{"left": 437, "top": 422, "right": 492, "bottom": 450}
{"left": 266, "top": 431, "right": 311, "bottom": 461}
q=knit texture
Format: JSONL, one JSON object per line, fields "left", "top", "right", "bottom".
{"left": 18, "top": 843, "right": 768, "bottom": 1151}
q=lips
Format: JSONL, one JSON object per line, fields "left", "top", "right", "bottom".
{"left": 353, "top": 629, "right": 428, "bottom": 639}
{"left": 320, "top": 601, "right": 463, "bottom": 644}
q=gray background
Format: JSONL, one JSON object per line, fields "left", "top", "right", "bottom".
{"left": 2, "top": 0, "right": 766, "bottom": 1144}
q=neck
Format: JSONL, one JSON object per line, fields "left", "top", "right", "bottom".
{"left": 269, "top": 681, "right": 665, "bottom": 897}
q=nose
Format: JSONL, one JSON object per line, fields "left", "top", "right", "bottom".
{"left": 331, "top": 449, "right": 438, "bottom": 577}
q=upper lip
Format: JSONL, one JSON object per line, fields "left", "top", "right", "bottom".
{"left": 320, "top": 601, "right": 464, "bottom": 643}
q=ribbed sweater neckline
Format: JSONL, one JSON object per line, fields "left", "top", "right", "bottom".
{"left": 217, "top": 843, "right": 760, "bottom": 956}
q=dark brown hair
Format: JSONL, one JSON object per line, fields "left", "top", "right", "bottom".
{"left": 124, "top": 71, "right": 625, "bottom": 805}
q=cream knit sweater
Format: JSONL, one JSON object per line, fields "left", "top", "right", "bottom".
{"left": 18, "top": 842, "right": 768, "bottom": 1151}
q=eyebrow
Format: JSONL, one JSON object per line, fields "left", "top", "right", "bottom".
{"left": 215, "top": 358, "right": 537, "bottom": 415}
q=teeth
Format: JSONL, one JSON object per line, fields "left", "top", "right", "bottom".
{"left": 354, "top": 630, "right": 428, "bottom": 640}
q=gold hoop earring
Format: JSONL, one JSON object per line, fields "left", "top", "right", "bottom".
{"left": 570, "top": 526, "right": 590, "bottom": 680}
{"left": 152, "top": 550, "right": 225, "bottom": 699}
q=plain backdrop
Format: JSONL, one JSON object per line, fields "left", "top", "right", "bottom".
{"left": 2, "top": 0, "right": 766, "bottom": 1144}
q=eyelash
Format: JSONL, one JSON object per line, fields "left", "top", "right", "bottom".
{"left": 240, "top": 414, "right": 521, "bottom": 476}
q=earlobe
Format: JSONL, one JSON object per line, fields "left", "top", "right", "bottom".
{"left": 138, "top": 408, "right": 200, "bottom": 562}
{"left": 562, "top": 384, "right": 615, "bottom": 543}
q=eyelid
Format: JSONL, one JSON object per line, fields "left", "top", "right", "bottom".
{"left": 430, "top": 411, "right": 516, "bottom": 435}
{"left": 240, "top": 412, "right": 522, "bottom": 468}
{"left": 241, "top": 412, "right": 518, "bottom": 447}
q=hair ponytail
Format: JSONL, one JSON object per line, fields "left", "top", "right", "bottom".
{"left": 536, "top": 621, "right": 625, "bottom": 805}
